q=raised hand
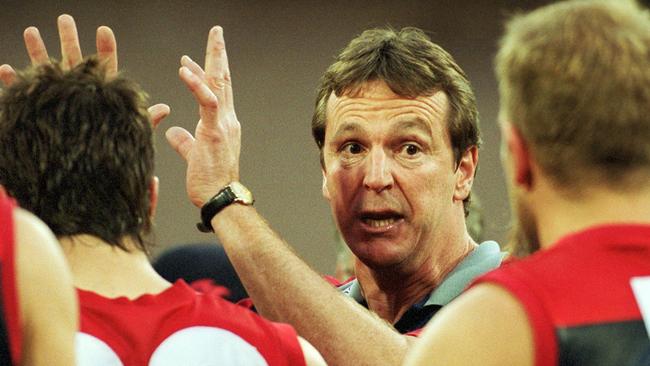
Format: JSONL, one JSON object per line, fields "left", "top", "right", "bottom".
{"left": 0, "top": 15, "right": 105, "bottom": 85}
{"left": 0, "top": 14, "right": 169, "bottom": 127}
{"left": 166, "top": 26, "right": 241, "bottom": 207}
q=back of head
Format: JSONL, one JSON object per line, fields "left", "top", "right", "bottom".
{"left": 497, "top": 0, "right": 650, "bottom": 192}
{"left": 312, "top": 26, "right": 480, "bottom": 213}
{"left": 0, "top": 58, "right": 154, "bottom": 251}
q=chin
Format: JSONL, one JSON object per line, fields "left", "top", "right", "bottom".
{"left": 350, "top": 241, "right": 408, "bottom": 270}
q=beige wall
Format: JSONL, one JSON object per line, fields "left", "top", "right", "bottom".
{"left": 0, "top": 0, "right": 553, "bottom": 274}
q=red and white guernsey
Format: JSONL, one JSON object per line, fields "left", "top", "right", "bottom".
{"left": 76, "top": 280, "right": 305, "bottom": 366}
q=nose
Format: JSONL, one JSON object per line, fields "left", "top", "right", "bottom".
{"left": 363, "top": 147, "right": 394, "bottom": 192}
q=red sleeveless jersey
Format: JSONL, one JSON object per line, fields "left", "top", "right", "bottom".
{"left": 472, "top": 225, "right": 650, "bottom": 366}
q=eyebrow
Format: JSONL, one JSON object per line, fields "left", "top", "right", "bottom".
{"left": 330, "top": 122, "right": 366, "bottom": 142}
{"left": 389, "top": 118, "right": 432, "bottom": 136}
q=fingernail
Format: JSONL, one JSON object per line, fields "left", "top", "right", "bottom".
{"left": 179, "top": 67, "right": 195, "bottom": 79}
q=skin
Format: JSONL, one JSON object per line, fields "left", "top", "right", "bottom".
{"left": 166, "top": 26, "right": 479, "bottom": 365}
{"left": 14, "top": 207, "right": 78, "bottom": 366}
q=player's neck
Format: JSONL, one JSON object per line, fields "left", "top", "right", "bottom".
{"left": 533, "top": 183, "right": 650, "bottom": 249}
{"left": 355, "top": 233, "right": 477, "bottom": 324}
{"left": 58, "top": 234, "right": 171, "bottom": 300}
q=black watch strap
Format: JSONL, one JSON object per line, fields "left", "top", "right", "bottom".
{"left": 196, "top": 186, "right": 237, "bottom": 233}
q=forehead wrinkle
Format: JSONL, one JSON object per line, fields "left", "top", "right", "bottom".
{"left": 325, "top": 89, "right": 450, "bottom": 137}
{"left": 330, "top": 96, "right": 439, "bottom": 124}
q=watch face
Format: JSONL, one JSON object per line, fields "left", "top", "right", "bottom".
{"left": 229, "top": 182, "right": 254, "bottom": 205}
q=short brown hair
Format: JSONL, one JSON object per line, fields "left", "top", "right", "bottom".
{"left": 0, "top": 58, "right": 154, "bottom": 252}
{"left": 312, "top": 27, "right": 480, "bottom": 213}
{"left": 497, "top": 0, "right": 650, "bottom": 191}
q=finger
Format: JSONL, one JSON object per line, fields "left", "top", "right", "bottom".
{"left": 0, "top": 65, "right": 17, "bottom": 87}
{"left": 147, "top": 103, "right": 171, "bottom": 129}
{"left": 165, "top": 126, "right": 195, "bottom": 161}
{"left": 181, "top": 55, "right": 205, "bottom": 80}
{"left": 23, "top": 27, "right": 49, "bottom": 65}
{"left": 57, "top": 14, "right": 83, "bottom": 70}
{"left": 203, "top": 26, "right": 233, "bottom": 106}
{"left": 179, "top": 66, "right": 219, "bottom": 125}
{"left": 96, "top": 26, "right": 118, "bottom": 77}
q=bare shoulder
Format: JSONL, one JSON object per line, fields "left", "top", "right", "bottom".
{"left": 14, "top": 207, "right": 73, "bottom": 287}
{"left": 404, "top": 283, "right": 534, "bottom": 366}
{"left": 14, "top": 207, "right": 78, "bottom": 366}
{"left": 14, "top": 207, "right": 75, "bottom": 311}
{"left": 298, "top": 336, "right": 327, "bottom": 366}
{"left": 14, "top": 208, "right": 64, "bottom": 259}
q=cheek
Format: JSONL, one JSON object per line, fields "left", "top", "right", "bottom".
{"left": 328, "top": 167, "right": 361, "bottom": 198}
{"left": 401, "top": 167, "right": 455, "bottom": 210}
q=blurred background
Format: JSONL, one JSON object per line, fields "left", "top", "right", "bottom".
{"left": 2, "top": 0, "right": 613, "bottom": 274}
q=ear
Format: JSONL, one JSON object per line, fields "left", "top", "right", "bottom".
{"left": 503, "top": 124, "right": 533, "bottom": 190}
{"left": 0, "top": 185, "right": 6, "bottom": 199}
{"left": 149, "top": 176, "right": 159, "bottom": 218}
{"left": 453, "top": 146, "right": 478, "bottom": 202}
{"left": 321, "top": 169, "right": 330, "bottom": 200}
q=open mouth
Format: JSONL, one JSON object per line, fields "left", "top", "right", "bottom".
{"left": 362, "top": 217, "right": 398, "bottom": 227}
{"left": 359, "top": 212, "right": 404, "bottom": 229}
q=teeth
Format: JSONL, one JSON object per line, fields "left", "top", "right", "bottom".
{"left": 363, "top": 218, "right": 396, "bottom": 227}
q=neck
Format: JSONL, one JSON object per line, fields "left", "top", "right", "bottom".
{"left": 59, "top": 234, "right": 170, "bottom": 299}
{"left": 533, "top": 182, "right": 650, "bottom": 249}
{"left": 355, "top": 232, "right": 477, "bottom": 324}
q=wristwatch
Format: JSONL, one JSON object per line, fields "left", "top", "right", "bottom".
{"left": 196, "top": 181, "right": 254, "bottom": 232}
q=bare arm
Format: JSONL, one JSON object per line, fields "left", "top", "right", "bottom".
{"left": 15, "top": 208, "right": 78, "bottom": 366}
{"left": 403, "top": 283, "right": 534, "bottom": 366}
{"left": 166, "top": 26, "right": 413, "bottom": 366}
{"left": 213, "top": 206, "right": 411, "bottom": 365}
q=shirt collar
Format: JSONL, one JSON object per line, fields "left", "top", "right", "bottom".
{"left": 339, "top": 241, "right": 505, "bottom": 307}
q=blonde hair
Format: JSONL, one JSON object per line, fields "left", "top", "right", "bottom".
{"left": 497, "top": 0, "right": 650, "bottom": 191}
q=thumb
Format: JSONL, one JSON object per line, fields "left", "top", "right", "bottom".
{"left": 0, "top": 64, "right": 17, "bottom": 87}
{"left": 148, "top": 103, "right": 171, "bottom": 129}
{"left": 165, "top": 126, "right": 195, "bottom": 160}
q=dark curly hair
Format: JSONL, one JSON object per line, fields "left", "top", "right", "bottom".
{"left": 0, "top": 57, "right": 154, "bottom": 252}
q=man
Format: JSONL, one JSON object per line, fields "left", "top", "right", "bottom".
{"left": 405, "top": 0, "right": 650, "bottom": 365}
{"left": 167, "top": 25, "right": 503, "bottom": 364}
{"left": 0, "top": 189, "right": 77, "bottom": 366}
{"left": 0, "top": 15, "right": 324, "bottom": 366}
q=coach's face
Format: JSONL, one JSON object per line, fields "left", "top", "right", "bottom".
{"left": 321, "top": 80, "right": 472, "bottom": 270}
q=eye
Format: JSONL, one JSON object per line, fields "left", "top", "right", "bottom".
{"left": 341, "top": 142, "right": 364, "bottom": 155}
{"left": 399, "top": 143, "right": 422, "bottom": 157}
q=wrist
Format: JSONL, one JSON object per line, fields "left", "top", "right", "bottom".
{"left": 196, "top": 181, "right": 254, "bottom": 232}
